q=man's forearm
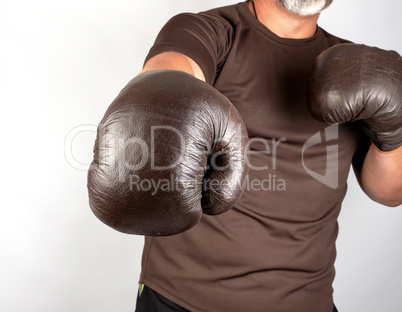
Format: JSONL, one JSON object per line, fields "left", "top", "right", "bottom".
{"left": 360, "top": 144, "right": 402, "bottom": 207}
{"left": 140, "top": 52, "right": 205, "bottom": 81}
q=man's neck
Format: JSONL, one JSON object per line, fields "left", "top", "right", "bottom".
{"left": 248, "top": 0, "right": 320, "bottom": 39}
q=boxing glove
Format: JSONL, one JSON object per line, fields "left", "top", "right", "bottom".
{"left": 87, "top": 70, "right": 249, "bottom": 236}
{"left": 307, "top": 43, "right": 402, "bottom": 152}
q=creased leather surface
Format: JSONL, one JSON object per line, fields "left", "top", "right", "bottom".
{"left": 87, "top": 70, "right": 249, "bottom": 236}
{"left": 307, "top": 43, "right": 402, "bottom": 151}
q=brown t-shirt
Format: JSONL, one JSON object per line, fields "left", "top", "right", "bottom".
{"left": 140, "top": 2, "right": 365, "bottom": 311}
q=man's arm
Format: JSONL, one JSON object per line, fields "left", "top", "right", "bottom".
{"left": 140, "top": 52, "right": 205, "bottom": 82}
{"left": 306, "top": 43, "right": 402, "bottom": 208}
{"left": 354, "top": 145, "right": 402, "bottom": 207}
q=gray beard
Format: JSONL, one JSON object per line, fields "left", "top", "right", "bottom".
{"left": 276, "top": 0, "right": 333, "bottom": 16}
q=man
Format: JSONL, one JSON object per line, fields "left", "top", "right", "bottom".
{"left": 88, "top": 0, "right": 402, "bottom": 311}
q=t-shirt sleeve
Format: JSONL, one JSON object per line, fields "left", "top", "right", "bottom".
{"left": 143, "top": 12, "right": 234, "bottom": 85}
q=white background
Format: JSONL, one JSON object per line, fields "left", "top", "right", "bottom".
{"left": 1, "top": 0, "right": 402, "bottom": 311}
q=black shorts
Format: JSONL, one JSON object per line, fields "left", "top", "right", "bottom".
{"left": 135, "top": 284, "right": 339, "bottom": 312}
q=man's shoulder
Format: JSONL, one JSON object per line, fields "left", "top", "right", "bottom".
{"left": 161, "top": 3, "right": 242, "bottom": 44}
{"left": 195, "top": 2, "right": 244, "bottom": 29}
{"left": 164, "top": 3, "right": 242, "bottom": 34}
{"left": 319, "top": 27, "right": 353, "bottom": 45}
{"left": 201, "top": 2, "right": 243, "bottom": 18}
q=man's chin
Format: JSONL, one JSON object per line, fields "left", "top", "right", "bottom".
{"left": 276, "top": 0, "right": 333, "bottom": 17}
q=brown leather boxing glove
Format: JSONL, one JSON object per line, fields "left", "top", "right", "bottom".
{"left": 307, "top": 43, "right": 402, "bottom": 152}
{"left": 87, "top": 70, "right": 249, "bottom": 236}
